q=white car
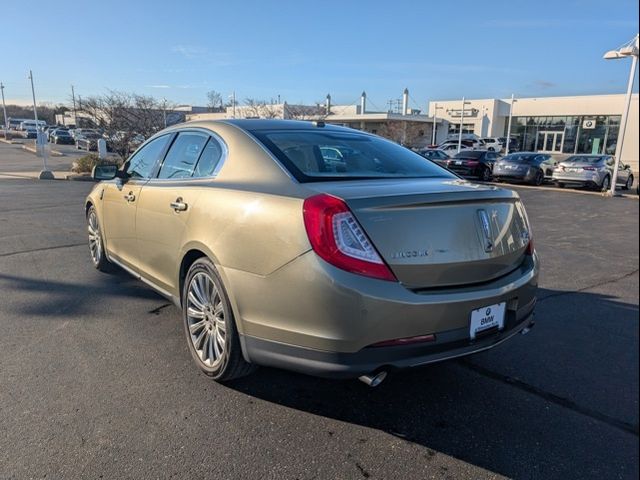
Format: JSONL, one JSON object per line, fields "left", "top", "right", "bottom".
{"left": 481, "top": 137, "right": 506, "bottom": 152}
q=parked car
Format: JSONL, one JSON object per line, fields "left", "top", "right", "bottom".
{"left": 446, "top": 150, "right": 500, "bottom": 181}
{"left": 23, "top": 127, "right": 38, "bottom": 139}
{"left": 50, "top": 129, "right": 75, "bottom": 145}
{"left": 86, "top": 120, "right": 538, "bottom": 385}
{"left": 481, "top": 137, "right": 506, "bottom": 152}
{"left": 552, "top": 154, "right": 634, "bottom": 191}
{"left": 437, "top": 140, "right": 474, "bottom": 154}
{"left": 417, "top": 148, "right": 451, "bottom": 168}
{"left": 76, "top": 132, "right": 104, "bottom": 151}
{"left": 493, "top": 152, "right": 557, "bottom": 186}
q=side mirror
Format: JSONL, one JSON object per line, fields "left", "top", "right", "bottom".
{"left": 92, "top": 164, "right": 118, "bottom": 181}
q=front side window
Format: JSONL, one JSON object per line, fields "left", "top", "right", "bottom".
{"left": 158, "top": 132, "right": 208, "bottom": 179}
{"left": 253, "top": 130, "right": 454, "bottom": 182}
{"left": 126, "top": 134, "right": 171, "bottom": 179}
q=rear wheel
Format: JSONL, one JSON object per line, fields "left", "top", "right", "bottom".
{"left": 623, "top": 175, "right": 634, "bottom": 190}
{"left": 87, "top": 206, "right": 112, "bottom": 272}
{"left": 182, "top": 257, "right": 254, "bottom": 381}
{"left": 600, "top": 175, "right": 611, "bottom": 192}
{"left": 480, "top": 167, "right": 492, "bottom": 182}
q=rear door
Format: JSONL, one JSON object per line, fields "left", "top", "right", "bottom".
{"left": 135, "top": 130, "right": 225, "bottom": 291}
{"left": 102, "top": 134, "right": 172, "bottom": 270}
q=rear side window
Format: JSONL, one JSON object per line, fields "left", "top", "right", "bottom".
{"left": 253, "top": 130, "right": 454, "bottom": 182}
{"left": 158, "top": 132, "right": 208, "bottom": 179}
{"left": 192, "top": 138, "right": 224, "bottom": 177}
{"left": 127, "top": 134, "right": 171, "bottom": 179}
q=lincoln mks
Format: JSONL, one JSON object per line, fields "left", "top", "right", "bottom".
{"left": 86, "top": 120, "right": 538, "bottom": 386}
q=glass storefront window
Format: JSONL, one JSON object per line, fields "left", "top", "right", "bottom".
{"left": 505, "top": 115, "right": 621, "bottom": 155}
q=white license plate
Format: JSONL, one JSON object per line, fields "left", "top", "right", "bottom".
{"left": 469, "top": 302, "right": 506, "bottom": 339}
{"left": 455, "top": 160, "right": 463, "bottom": 165}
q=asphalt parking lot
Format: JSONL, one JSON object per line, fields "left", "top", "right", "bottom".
{"left": 0, "top": 174, "right": 638, "bottom": 478}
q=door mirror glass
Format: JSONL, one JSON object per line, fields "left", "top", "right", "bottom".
{"left": 92, "top": 164, "right": 118, "bottom": 180}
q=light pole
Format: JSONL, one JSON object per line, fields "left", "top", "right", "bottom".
{"left": 431, "top": 103, "right": 443, "bottom": 146}
{"left": 0, "top": 82, "right": 8, "bottom": 139}
{"left": 603, "top": 33, "right": 639, "bottom": 196}
{"left": 28, "top": 70, "right": 53, "bottom": 179}
{"left": 457, "top": 97, "right": 471, "bottom": 153}
{"left": 505, "top": 94, "right": 518, "bottom": 154}
{"left": 71, "top": 85, "right": 78, "bottom": 127}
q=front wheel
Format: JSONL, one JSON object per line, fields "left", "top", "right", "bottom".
{"left": 533, "top": 170, "right": 544, "bottom": 186}
{"left": 182, "top": 257, "right": 255, "bottom": 381}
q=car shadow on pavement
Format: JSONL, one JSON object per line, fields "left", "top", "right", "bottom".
{"left": 0, "top": 270, "right": 164, "bottom": 316}
{"left": 225, "top": 287, "right": 639, "bottom": 479}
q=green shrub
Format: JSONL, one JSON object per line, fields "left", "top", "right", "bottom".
{"left": 72, "top": 154, "right": 122, "bottom": 174}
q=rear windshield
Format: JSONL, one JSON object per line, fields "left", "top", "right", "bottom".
{"left": 503, "top": 154, "right": 537, "bottom": 164}
{"left": 564, "top": 155, "right": 604, "bottom": 163}
{"left": 253, "top": 130, "right": 454, "bottom": 182}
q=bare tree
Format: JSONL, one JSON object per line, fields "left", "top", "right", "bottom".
{"left": 76, "top": 91, "right": 174, "bottom": 159}
{"left": 206, "top": 90, "right": 223, "bottom": 112}
{"left": 284, "top": 103, "right": 327, "bottom": 121}
{"left": 377, "top": 121, "right": 426, "bottom": 147}
{"left": 243, "top": 98, "right": 280, "bottom": 119}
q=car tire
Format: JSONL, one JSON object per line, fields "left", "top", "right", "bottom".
{"left": 623, "top": 175, "right": 633, "bottom": 190}
{"left": 86, "top": 206, "right": 112, "bottom": 272}
{"left": 556, "top": 182, "right": 565, "bottom": 188}
{"left": 533, "top": 170, "right": 544, "bottom": 186}
{"left": 182, "top": 257, "right": 255, "bottom": 382}
{"left": 600, "top": 175, "right": 611, "bottom": 192}
{"left": 480, "top": 167, "right": 492, "bottom": 182}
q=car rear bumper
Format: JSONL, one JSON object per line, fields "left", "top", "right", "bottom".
{"left": 553, "top": 173, "right": 602, "bottom": 186}
{"left": 230, "top": 250, "right": 539, "bottom": 378}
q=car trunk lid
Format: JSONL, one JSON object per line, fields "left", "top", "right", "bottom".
{"left": 308, "top": 178, "right": 531, "bottom": 288}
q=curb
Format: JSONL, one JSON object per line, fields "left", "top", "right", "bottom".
{"left": 66, "top": 174, "right": 96, "bottom": 182}
{"left": 0, "top": 138, "right": 20, "bottom": 145}
{"left": 21, "top": 144, "right": 65, "bottom": 157}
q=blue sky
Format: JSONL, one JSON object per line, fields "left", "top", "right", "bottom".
{"left": 2, "top": 0, "right": 638, "bottom": 109}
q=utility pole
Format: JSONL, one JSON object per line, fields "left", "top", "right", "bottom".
{"left": 457, "top": 97, "right": 465, "bottom": 153}
{"left": 71, "top": 85, "right": 77, "bottom": 127}
{"left": 0, "top": 82, "right": 8, "bottom": 139}
{"left": 231, "top": 91, "right": 236, "bottom": 118}
{"left": 431, "top": 103, "right": 443, "bottom": 146}
{"left": 28, "top": 70, "right": 53, "bottom": 179}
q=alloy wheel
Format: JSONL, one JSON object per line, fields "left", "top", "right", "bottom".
{"left": 602, "top": 176, "right": 611, "bottom": 191}
{"left": 87, "top": 210, "right": 102, "bottom": 265}
{"left": 186, "top": 272, "right": 227, "bottom": 368}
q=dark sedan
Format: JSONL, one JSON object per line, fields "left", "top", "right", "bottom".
{"left": 418, "top": 148, "right": 451, "bottom": 168}
{"left": 445, "top": 150, "right": 500, "bottom": 181}
{"left": 493, "top": 152, "right": 557, "bottom": 185}
{"left": 50, "top": 129, "right": 75, "bottom": 145}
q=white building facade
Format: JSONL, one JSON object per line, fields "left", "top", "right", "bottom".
{"left": 429, "top": 94, "right": 639, "bottom": 172}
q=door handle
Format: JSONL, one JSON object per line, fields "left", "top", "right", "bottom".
{"left": 123, "top": 192, "right": 136, "bottom": 202}
{"left": 170, "top": 198, "right": 188, "bottom": 212}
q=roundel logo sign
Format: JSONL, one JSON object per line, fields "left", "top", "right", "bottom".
{"left": 582, "top": 119, "right": 596, "bottom": 129}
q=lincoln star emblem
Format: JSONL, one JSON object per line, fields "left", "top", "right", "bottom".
{"left": 477, "top": 210, "right": 493, "bottom": 252}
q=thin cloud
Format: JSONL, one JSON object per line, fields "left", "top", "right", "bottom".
{"left": 534, "top": 80, "right": 557, "bottom": 89}
{"left": 171, "top": 45, "right": 209, "bottom": 59}
{"left": 147, "top": 84, "right": 171, "bottom": 89}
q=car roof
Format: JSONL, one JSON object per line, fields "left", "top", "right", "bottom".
{"left": 176, "top": 118, "right": 361, "bottom": 136}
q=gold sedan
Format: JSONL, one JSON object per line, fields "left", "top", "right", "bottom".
{"left": 86, "top": 120, "right": 538, "bottom": 386}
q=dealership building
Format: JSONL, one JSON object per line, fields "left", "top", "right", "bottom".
{"left": 428, "top": 94, "right": 639, "bottom": 172}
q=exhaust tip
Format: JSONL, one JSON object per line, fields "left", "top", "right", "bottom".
{"left": 521, "top": 320, "right": 536, "bottom": 335}
{"left": 358, "top": 371, "right": 388, "bottom": 387}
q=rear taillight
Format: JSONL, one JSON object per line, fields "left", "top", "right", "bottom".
{"left": 303, "top": 194, "right": 397, "bottom": 281}
{"left": 582, "top": 166, "right": 596, "bottom": 171}
{"left": 466, "top": 160, "right": 479, "bottom": 166}
{"left": 525, "top": 239, "right": 534, "bottom": 255}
